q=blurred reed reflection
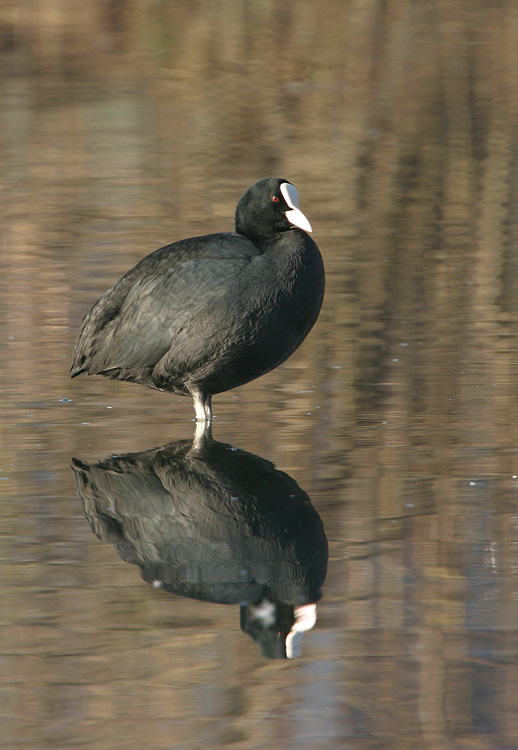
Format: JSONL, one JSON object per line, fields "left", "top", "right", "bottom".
{"left": 72, "top": 430, "right": 328, "bottom": 660}
{"left": 3, "top": 0, "right": 518, "bottom": 746}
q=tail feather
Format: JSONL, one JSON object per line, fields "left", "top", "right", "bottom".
{"left": 70, "top": 366, "right": 86, "bottom": 378}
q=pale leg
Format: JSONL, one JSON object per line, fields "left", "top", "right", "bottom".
{"left": 189, "top": 386, "right": 213, "bottom": 423}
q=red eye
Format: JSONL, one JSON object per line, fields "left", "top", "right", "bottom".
{"left": 271, "top": 196, "right": 279, "bottom": 203}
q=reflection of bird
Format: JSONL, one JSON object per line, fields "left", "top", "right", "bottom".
{"left": 72, "top": 434, "right": 328, "bottom": 659}
{"left": 70, "top": 178, "right": 324, "bottom": 423}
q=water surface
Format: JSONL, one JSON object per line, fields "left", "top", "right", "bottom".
{"left": 2, "top": 2, "right": 518, "bottom": 748}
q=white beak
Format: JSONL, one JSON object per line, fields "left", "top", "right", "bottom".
{"left": 280, "top": 182, "right": 313, "bottom": 233}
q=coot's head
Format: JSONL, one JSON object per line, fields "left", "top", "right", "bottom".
{"left": 235, "top": 177, "right": 312, "bottom": 245}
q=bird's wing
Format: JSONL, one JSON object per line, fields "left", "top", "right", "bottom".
{"left": 70, "top": 233, "right": 258, "bottom": 378}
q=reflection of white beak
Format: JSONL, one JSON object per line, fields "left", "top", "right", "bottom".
{"left": 280, "top": 182, "right": 313, "bottom": 233}
{"left": 285, "top": 603, "right": 318, "bottom": 659}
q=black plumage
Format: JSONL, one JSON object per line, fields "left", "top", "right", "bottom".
{"left": 72, "top": 434, "right": 328, "bottom": 658}
{"left": 70, "top": 177, "right": 324, "bottom": 421}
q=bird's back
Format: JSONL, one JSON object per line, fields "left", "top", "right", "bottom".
{"left": 71, "top": 232, "right": 265, "bottom": 391}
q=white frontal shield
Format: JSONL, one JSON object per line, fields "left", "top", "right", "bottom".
{"left": 280, "top": 182, "right": 313, "bottom": 233}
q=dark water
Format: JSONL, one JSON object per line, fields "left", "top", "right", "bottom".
{"left": 3, "top": 2, "right": 518, "bottom": 748}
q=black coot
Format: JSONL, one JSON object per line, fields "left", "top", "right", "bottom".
{"left": 70, "top": 177, "right": 325, "bottom": 422}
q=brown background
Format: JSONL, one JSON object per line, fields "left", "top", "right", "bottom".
{"left": 2, "top": 1, "right": 518, "bottom": 748}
